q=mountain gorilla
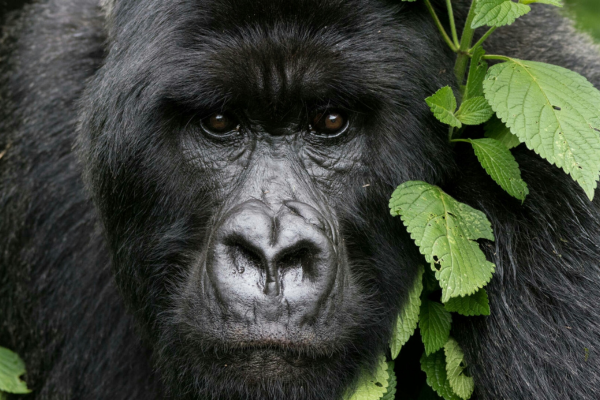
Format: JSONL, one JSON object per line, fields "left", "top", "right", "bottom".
{"left": 1, "top": 0, "right": 600, "bottom": 399}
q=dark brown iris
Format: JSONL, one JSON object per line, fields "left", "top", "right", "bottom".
{"left": 202, "top": 112, "right": 238, "bottom": 134}
{"left": 311, "top": 111, "right": 348, "bottom": 136}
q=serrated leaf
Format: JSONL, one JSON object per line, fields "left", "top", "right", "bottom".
{"left": 0, "top": 347, "right": 31, "bottom": 394}
{"left": 444, "top": 289, "right": 490, "bottom": 316}
{"left": 390, "top": 182, "right": 496, "bottom": 302}
{"left": 464, "top": 138, "right": 529, "bottom": 200}
{"left": 391, "top": 265, "right": 424, "bottom": 359}
{"left": 420, "top": 299, "right": 452, "bottom": 355}
{"left": 472, "top": 0, "right": 531, "bottom": 29}
{"left": 444, "top": 338, "right": 474, "bottom": 400}
{"left": 465, "top": 47, "right": 488, "bottom": 101}
{"left": 521, "top": 0, "right": 562, "bottom": 6}
{"left": 426, "top": 87, "right": 462, "bottom": 128}
{"left": 344, "top": 354, "right": 389, "bottom": 400}
{"left": 483, "top": 58, "right": 600, "bottom": 200}
{"left": 484, "top": 117, "right": 522, "bottom": 149}
{"left": 420, "top": 351, "right": 462, "bottom": 400}
{"left": 456, "top": 97, "right": 494, "bottom": 125}
{"left": 381, "top": 362, "right": 397, "bottom": 400}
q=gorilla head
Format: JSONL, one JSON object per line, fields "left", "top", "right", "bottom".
{"left": 79, "top": 0, "right": 456, "bottom": 398}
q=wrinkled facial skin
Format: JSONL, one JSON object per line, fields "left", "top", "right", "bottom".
{"left": 78, "top": 0, "right": 456, "bottom": 399}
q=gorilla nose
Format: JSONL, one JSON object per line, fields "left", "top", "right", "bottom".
{"left": 206, "top": 200, "right": 338, "bottom": 314}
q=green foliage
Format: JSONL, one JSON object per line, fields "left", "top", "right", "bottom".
{"left": 464, "top": 47, "right": 488, "bottom": 101}
{"left": 522, "top": 0, "right": 562, "bottom": 6}
{"left": 564, "top": 0, "right": 600, "bottom": 41}
{"left": 459, "top": 138, "right": 529, "bottom": 201}
{"left": 444, "top": 339, "right": 474, "bottom": 400}
{"left": 381, "top": 362, "right": 397, "bottom": 400}
{"left": 420, "top": 299, "right": 452, "bottom": 356}
{"left": 426, "top": 87, "right": 462, "bottom": 128}
{"left": 0, "top": 347, "right": 31, "bottom": 395}
{"left": 484, "top": 117, "right": 521, "bottom": 150}
{"left": 471, "top": 0, "right": 531, "bottom": 29}
{"left": 444, "top": 289, "right": 490, "bottom": 317}
{"left": 387, "top": 1, "right": 600, "bottom": 399}
{"left": 343, "top": 355, "right": 390, "bottom": 400}
{"left": 390, "top": 265, "right": 424, "bottom": 359}
{"left": 456, "top": 97, "right": 494, "bottom": 126}
{"left": 390, "top": 182, "right": 495, "bottom": 302}
{"left": 420, "top": 351, "right": 461, "bottom": 400}
{"left": 484, "top": 58, "right": 600, "bottom": 200}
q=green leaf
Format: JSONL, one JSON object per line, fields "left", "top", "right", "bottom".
{"left": 456, "top": 97, "right": 494, "bottom": 126}
{"left": 420, "top": 351, "right": 462, "bottom": 400}
{"left": 391, "top": 265, "right": 424, "bottom": 359}
{"left": 472, "top": 0, "right": 531, "bottom": 29}
{"left": 344, "top": 354, "right": 389, "bottom": 400}
{"left": 444, "top": 289, "right": 490, "bottom": 316}
{"left": 463, "top": 138, "right": 529, "bottom": 201}
{"left": 381, "top": 362, "right": 397, "bottom": 400}
{"left": 484, "top": 117, "right": 522, "bottom": 150}
{"left": 0, "top": 347, "right": 31, "bottom": 394}
{"left": 444, "top": 338, "right": 474, "bottom": 400}
{"left": 390, "top": 182, "right": 496, "bottom": 302}
{"left": 483, "top": 58, "right": 600, "bottom": 200}
{"left": 465, "top": 47, "right": 488, "bottom": 101}
{"left": 426, "top": 87, "right": 462, "bottom": 128}
{"left": 521, "top": 0, "right": 562, "bottom": 6}
{"left": 420, "top": 299, "right": 452, "bottom": 355}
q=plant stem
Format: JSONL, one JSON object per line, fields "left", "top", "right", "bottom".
{"left": 470, "top": 27, "right": 497, "bottom": 52}
{"left": 454, "top": 0, "right": 478, "bottom": 85}
{"left": 483, "top": 54, "right": 511, "bottom": 61}
{"left": 446, "top": 0, "right": 460, "bottom": 48}
{"left": 424, "top": 0, "right": 458, "bottom": 52}
{"left": 448, "top": 127, "right": 456, "bottom": 142}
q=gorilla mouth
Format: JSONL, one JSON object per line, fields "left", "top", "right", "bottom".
{"left": 222, "top": 345, "right": 335, "bottom": 369}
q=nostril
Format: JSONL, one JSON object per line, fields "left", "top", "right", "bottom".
{"left": 276, "top": 244, "right": 317, "bottom": 281}
{"left": 226, "top": 239, "right": 264, "bottom": 275}
{"left": 224, "top": 237, "right": 281, "bottom": 296}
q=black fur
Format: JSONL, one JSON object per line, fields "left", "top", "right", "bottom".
{"left": 0, "top": 1, "right": 599, "bottom": 399}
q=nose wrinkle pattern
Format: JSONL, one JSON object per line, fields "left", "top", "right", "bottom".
{"left": 282, "top": 200, "right": 338, "bottom": 245}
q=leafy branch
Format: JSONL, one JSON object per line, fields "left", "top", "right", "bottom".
{"left": 346, "top": 0, "right": 600, "bottom": 399}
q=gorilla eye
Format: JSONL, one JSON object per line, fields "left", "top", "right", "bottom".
{"left": 201, "top": 112, "right": 240, "bottom": 136}
{"left": 310, "top": 110, "right": 348, "bottom": 137}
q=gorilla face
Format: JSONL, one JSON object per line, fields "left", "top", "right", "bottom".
{"left": 79, "top": 0, "right": 456, "bottom": 398}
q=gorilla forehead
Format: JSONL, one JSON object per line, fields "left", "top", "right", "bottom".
{"left": 106, "top": 0, "right": 433, "bottom": 116}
